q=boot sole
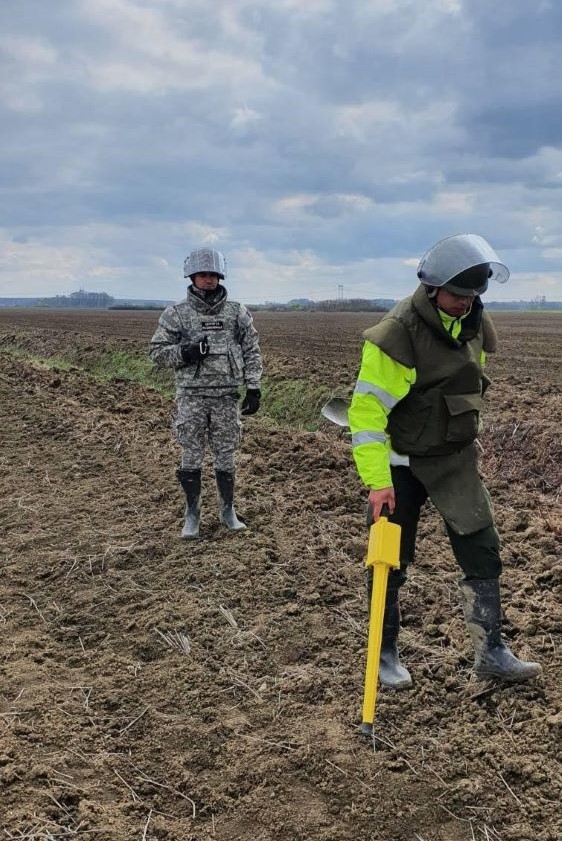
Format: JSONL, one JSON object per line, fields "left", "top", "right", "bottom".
{"left": 379, "top": 676, "right": 413, "bottom": 690}
{"left": 219, "top": 519, "right": 247, "bottom": 531}
{"left": 474, "top": 667, "right": 542, "bottom": 682}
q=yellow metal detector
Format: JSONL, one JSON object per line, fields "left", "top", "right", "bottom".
{"left": 319, "top": 402, "right": 402, "bottom": 735}
{"left": 360, "top": 507, "right": 401, "bottom": 737}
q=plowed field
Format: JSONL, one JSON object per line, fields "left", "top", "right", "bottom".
{"left": 0, "top": 308, "right": 560, "bottom": 841}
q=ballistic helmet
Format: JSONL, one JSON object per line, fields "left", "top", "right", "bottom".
{"left": 184, "top": 248, "right": 226, "bottom": 280}
{"left": 417, "top": 234, "right": 509, "bottom": 296}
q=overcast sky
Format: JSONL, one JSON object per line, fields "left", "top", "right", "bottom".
{"left": 1, "top": 0, "right": 562, "bottom": 303}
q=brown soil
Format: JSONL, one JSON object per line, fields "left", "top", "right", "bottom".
{"left": 0, "top": 309, "right": 560, "bottom": 841}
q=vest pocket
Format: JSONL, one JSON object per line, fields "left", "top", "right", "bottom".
{"left": 443, "top": 393, "right": 483, "bottom": 443}
{"left": 227, "top": 344, "right": 244, "bottom": 378}
{"left": 389, "top": 398, "right": 432, "bottom": 446}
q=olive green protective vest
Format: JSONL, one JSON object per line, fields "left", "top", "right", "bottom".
{"left": 363, "top": 286, "right": 498, "bottom": 535}
{"left": 364, "top": 285, "right": 497, "bottom": 457}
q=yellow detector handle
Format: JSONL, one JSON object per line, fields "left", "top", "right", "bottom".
{"left": 361, "top": 514, "right": 401, "bottom": 736}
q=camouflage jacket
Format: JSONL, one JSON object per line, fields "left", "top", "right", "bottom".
{"left": 149, "top": 286, "right": 263, "bottom": 397}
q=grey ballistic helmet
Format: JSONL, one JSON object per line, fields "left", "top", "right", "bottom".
{"left": 184, "top": 248, "right": 227, "bottom": 280}
{"left": 417, "top": 234, "right": 509, "bottom": 296}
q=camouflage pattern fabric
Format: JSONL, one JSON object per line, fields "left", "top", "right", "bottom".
{"left": 184, "top": 248, "right": 226, "bottom": 279}
{"left": 176, "top": 394, "right": 242, "bottom": 471}
{"left": 149, "top": 285, "right": 262, "bottom": 397}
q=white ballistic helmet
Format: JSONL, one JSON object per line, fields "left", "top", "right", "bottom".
{"left": 417, "top": 234, "right": 509, "bottom": 296}
{"left": 184, "top": 248, "right": 227, "bottom": 280}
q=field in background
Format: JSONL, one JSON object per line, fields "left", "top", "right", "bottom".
{"left": 0, "top": 308, "right": 560, "bottom": 841}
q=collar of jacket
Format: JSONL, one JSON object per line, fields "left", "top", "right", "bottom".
{"left": 411, "top": 284, "right": 483, "bottom": 347}
{"left": 187, "top": 284, "right": 228, "bottom": 312}
{"left": 438, "top": 306, "right": 470, "bottom": 339}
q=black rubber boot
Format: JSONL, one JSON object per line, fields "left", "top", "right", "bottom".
{"left": 215, "top": 470, "right": 246, "bottom": 531}
{"left": 459, "top": 578, "right": 541, "bottom": 682}
{"left": 367, "top": 571, "right": 412, "bottom": 690}
{"left": 176, "top": 468, "right": 201, "bottom": 539}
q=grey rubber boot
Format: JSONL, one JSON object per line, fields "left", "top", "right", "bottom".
{"left": 459, "top": 578, "right": 541, "bottom": 682}
{"left": 215, "top": 470, "right": 246, "bottom": 531}
{"left": 176, "top": 468, "right": 201, "bottom": 539}
{"left": 368, "top": 571, "right": 412, "bottom": 690}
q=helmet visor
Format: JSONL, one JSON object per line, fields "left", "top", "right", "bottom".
{"left": 444, "top": 263, "right": 490, "bottom": 296}
{"left": 417, "top": 234, "right": 509, "bottom": 287}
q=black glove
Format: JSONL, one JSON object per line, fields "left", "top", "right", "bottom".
{"left": 241, "top": 388, "right": 261, "bottom": 416}
{"left": 180, "top": 336, "right": 209, "bottom": 364}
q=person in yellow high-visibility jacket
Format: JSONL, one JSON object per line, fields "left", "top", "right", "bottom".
{"left": 348, "top": 234, "right": 541, "bottom": 688}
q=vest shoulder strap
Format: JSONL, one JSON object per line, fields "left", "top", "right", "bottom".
{"left": 363, "top": 316, "right": 415, "bottom": 369}
{"left": 481, "top": 311, "right": 497, "bottom": 353}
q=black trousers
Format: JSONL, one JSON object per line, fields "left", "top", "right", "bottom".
{"left": 386, "top": 466, "right": 502, "bottom": 591}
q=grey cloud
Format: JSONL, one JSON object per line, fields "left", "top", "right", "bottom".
{"left": 1, "top": 0, "right": 561, "bottom": 301}
{"left": 464, "top": 102, "right": 562, "bottom": 159}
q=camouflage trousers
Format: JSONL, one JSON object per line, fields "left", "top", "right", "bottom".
{"left": 174, "top": 393, "right": 242, "bottom": 471}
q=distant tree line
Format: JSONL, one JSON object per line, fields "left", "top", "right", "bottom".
{"left": 252, "top": 298, "right": 391, "bottom": 312}
{"left": 253, "top": 297, "right": 562, "bottom": 312}
{"left": 36, "top": 290, "right": 115, "bottom": 308}
{"left": 485, "top": 298, "right": 562, "bottom": 310}
{"left": 109, "top": 304, "right": 164, "bottom": 310}
{"left": 2, "top": 292, "right": 561, "bottom": 312}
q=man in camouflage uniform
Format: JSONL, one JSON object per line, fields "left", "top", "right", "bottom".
{"left": 149, "top": 248, "right": 263, "bottom": 538}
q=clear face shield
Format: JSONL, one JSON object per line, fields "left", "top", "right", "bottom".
{"left": 417, "top": 235, "right": 510, "bottom": 291}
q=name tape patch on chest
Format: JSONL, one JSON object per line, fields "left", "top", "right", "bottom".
{"left": 201, "top": 320, "right": 224, "bottom": 331}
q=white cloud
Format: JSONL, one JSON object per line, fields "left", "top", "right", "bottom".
{"left": 0, "top": 36, "right": 57, "bottom": 65}
{"left": 273, "top": 194, "right": 319, "bottom": 214}
{"left": 183, "top": 222, "right": 230, "bottom": 244}
{"left": 508, "top": 271, "right": 562, "bottom": 297}
{"left": 335, "top": 100, "right": 403, "bottom": 141}
{"left": 230, "top": 105, "right": 262, "bottom": 133}
{"left": 229, "top": 247, "right": 413, "bottom": 302}
{"left": 273, "top": 193, "right": 374, "bottom": 221}
{"left": 253, "top": 0, "right": 334, "bottom": 16}
{"left": 432, "top": 191, "right": 475, "bottom": 214}
{"left": 0, "top": 35, "right": 59, "bottom": 113}
{"left": 0, "top": 235, "right": 93, "bottom": 294}
{"left": 438, "top": 0, "right": 462, "bottom": 13}
{"left": 80, "top": 0, "right": 269, "bottom": 95}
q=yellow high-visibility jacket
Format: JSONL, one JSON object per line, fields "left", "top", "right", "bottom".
{"left": 348, "top": 309, "right": 486, "bottom": 490}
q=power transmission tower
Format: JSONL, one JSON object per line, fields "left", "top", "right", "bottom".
{"left": 337, "top": 284, "right": 344, "bottom": 302}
